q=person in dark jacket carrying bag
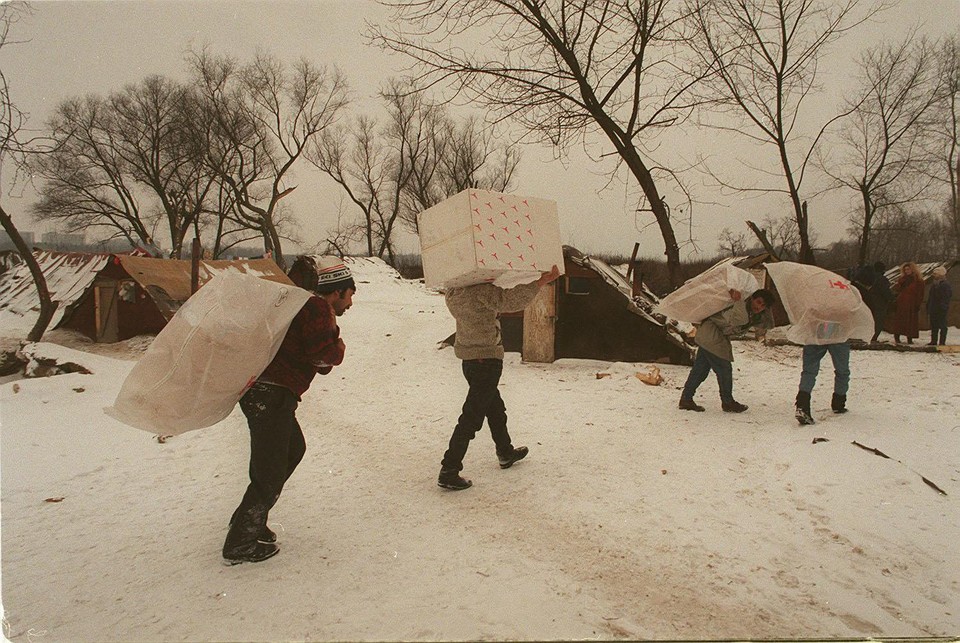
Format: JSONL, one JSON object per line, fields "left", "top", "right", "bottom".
{"left": 223, "top": 257, "right": 355, "bottom": 565}
{"left": 438, "top": 266, "right": 561, "bottom": 491}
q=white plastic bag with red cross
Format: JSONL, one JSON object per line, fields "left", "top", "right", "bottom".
{"left": 765, "top": 261, "right": 874, "bottom": 345}
{"left": 105, "top": 271, "right": 311, "bottom": 435}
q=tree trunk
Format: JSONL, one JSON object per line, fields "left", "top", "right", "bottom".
{"left": 0, "top": 205, "right": 58, "bottom": 342}
{"left": 266, "top": 224, "right": 285, "bottom": 271}
{"left": 797, "top": 201, "right": 815, "bottom": 265}
{"left": 190, "top": 237, "right": 201, "bottom": 295}
{"left": 607, "top": 134, "right": 682, "bottom": 288}
{"left": 746, "top": 220, "right": 780, "bottom": 260}
{"left": 953, "top": 154, "right": 960, "bottom": 257}
{"left": 857, "top": 186, "right": 873, "bottom": 267}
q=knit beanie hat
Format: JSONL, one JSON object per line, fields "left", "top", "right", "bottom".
{"left": 314, "top": 256, "right": 355, "bottom": 293}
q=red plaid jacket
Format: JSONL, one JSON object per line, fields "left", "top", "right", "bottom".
{"left": 258, "top": 296, "right": 345, "bottom": 398}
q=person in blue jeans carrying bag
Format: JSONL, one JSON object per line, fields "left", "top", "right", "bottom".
{"left": 794, "top": 338, "right": 851, "bottom": 425}
{"left": 678, "top": 288, "right": 775, "bottom": 414}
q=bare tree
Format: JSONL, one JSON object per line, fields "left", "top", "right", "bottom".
{"left": 689, "top": 0, "right": 888, "bottom": 265}
{"left": 0, "top": 1, "right": 57, "bottom": 342}
{"left": 189, "top": 50, "right": 349, "bottom": 270}
{"left": 310, "top": 79, "right": 519, "bottom": 262}
{"left": 822, "top": 36, "right": 941, "bottom": 266}
{"left": 717, "top": 226, "right": 748, "bottom": 255}
{"left": 311, "top": 115, "right": 393, "bottom": 258}
{"left": 373, "top": 0, "right": 713, "bottom": 287}
{"left": 32, "top": 95, "right": 155, "bottom": 249}
{"left": 35, "top": 77, "right": 219, "bottom": 258}
{"left": 924, "top": 34, "right": 960, "bottom": 256}
{"left": 387, "top": 82, "right": 520, "bottom": 235}
{"left": 107, "top": 76, "right": 218, "bottom": 258}
{"left": 862, "top": 202, "right": 948, "bottom": 262}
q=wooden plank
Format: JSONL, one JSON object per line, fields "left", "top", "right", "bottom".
{"left": 763, "top": 337, "right": 941, "bottom": 353}
{"left": 522, "top": 282, "right": 556, "bottom": 363}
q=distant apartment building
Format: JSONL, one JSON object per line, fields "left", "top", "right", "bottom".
{"left": 41, "top": 232, "right": 86, "bottom": 250}
{"left": 0, "top": 229, "right": 35, "bottom": 250}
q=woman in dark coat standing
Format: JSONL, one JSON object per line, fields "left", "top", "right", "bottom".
{"left": 892, "top": 262, "right": 925, "bottom": 344}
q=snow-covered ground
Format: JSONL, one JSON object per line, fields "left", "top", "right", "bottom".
{"left": 1, "top": 257, "right": 958, "bottom": 641}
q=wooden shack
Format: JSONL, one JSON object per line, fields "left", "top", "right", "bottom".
{"left": 498, "top": 246, "right": 695, "bottom": 365}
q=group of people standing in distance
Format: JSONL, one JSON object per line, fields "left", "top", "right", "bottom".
{"left": 853, "top": 261, "right": 953, "bottom": 346}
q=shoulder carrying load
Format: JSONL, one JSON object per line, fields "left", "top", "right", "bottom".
{"left": 654, "top": 263, "right": 760, "bottom": 323}
{"left": 418, "top": 188, "right": 565, "bottom": 290}
{"left": 765, "top": 261, "right": 874, "bottom": 345}
{"left": 105, "top": 271, "right": 312, "bottom": 435}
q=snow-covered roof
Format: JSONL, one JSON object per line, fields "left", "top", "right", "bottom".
{"left": 0, "top": 250, "right": 294, "bottom": 329}
{"left": 0, "top": 250, "right": 111, "bottom": 328}
{"left": 709, "top": 253, "right": 775, "bottom": 272}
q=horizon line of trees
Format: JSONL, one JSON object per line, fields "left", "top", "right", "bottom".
{"left": 20, "top": 51, "right": 521, "bottom": 272}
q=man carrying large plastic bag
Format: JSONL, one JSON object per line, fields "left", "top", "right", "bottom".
{"left": 764, "top": 261, "right": 874, "bottom": 426}
{"left": 655, "top": 262, "right": 760, "bottom": 323}
{"left": 223, "top": 258, "right": 355, "bottom": 565}
{"left": 678, "top": 287, "right": 776, "bottom": 413}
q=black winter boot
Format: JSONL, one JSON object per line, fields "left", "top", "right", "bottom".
{"left": 940, "top": 328, "right": 948, "bottom": 346}
{"left": 795, "top": 391, "right": 814, "bottom": 425}
{"left": 229, "top": 509, "right": 277, "bottom": 543}
{"left": 497, "top": 446, "right": 529, "bottom": 469}
{"left": 721, "top": 400, "right": 748, "bottom": 413}
{"left": 831, "top": 393, "right": 848, "bottom": 414}
{"left": 438, "top": 468, "right": 472, "bottom": 490}
{"left": 223, "top": 504, "right": 279, "bottom": 565}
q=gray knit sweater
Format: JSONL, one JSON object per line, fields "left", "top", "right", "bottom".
{"left": 445, "top": 282, "right": 541, "bottom": 360}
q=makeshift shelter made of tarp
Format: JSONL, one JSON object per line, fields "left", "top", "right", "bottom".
{"left": 554, "top": 247, "right": 695, "bottom": 364}
{"left": 0, "top": 250, "right": 293, "bottom": 342}
{"left": 114, "top": 254, "right": 293, "bottom": 321}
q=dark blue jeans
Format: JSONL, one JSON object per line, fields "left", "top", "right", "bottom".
{"left": 799, "top": 343, "right": 850, "bottom": 396}
{"left": 681, "top": 347, "right": 734, "bottom": 404}
{"left": 441, "top": 359, "right": 513, "bottom": 472}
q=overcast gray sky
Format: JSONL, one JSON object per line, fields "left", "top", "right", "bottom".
{"left": 3, "top": 0, "right": 960, "bottom": 259}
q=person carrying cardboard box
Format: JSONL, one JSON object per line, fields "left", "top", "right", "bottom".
{"left": 438, "top": 265, "right": 561, "bottom": 490}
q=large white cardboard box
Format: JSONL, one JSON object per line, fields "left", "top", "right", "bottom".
{"left": 418, "top": 188, "right": 565, "bottom": 289}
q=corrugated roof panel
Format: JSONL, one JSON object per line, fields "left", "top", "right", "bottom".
{"left": 0, "top": 251, "right": 110, "bottom": 327}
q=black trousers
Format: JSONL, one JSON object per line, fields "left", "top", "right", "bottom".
{"left": 441, "top": 359, "right": 512, "bottom": 472}
{"left": 930, "top": 310, "right": 948, "bottom": 345}
{"left": 224, "top": 382, "right": 305, "bottom": 554}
